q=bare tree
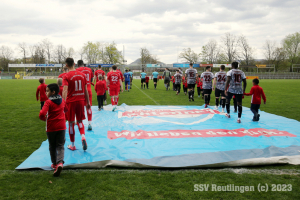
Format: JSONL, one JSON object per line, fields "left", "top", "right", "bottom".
{"left": 42, "top": 39, "right": 53, "bottom": 63}
{"left": 66, "top": 47, "right": 75, "bottom": 58}
{"left": 221, "top": 33, "right": 239, "bottom": 63}
{"left": 53, "top": 45, "right": 66, "bottom": 64}
{"left": 18, "top": 42, "right": 27, "bottom": 63}
{"left": 263, "top": 40, "right": 277, "bottom": 64}
{"left": 0, "top": 46, "right": 14, "bottom": 70}
{"left": 201, "top": 39, "right": 220, "bottom": 64}
{"left": 238, "top": 35, "right": 255, "bottom": 65}
{"left": 140, "top": 48, "right": 159, "bottom": 65}
{"left": 178, "top": 48, "right": 200, "bottom": 63}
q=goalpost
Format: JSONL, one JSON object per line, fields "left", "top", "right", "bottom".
{"left": 292, "top": 64, "right": 300, "bottom": 72}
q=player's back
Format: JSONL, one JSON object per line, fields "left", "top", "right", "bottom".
{"left": 95, "top": 69, "right": 105, "bottom": 81}
{"left": 174, "top": 74, "right": 182, "bottom": 84}
{"left": 185, "top": 68, "right": 197, "bottom": 84}
{"left": 152, "top": 71, "right": 159, "bottom": 78}
{"left": 63, "top": 71, "right": 86, "bottom": 103}
{"left": 58, "top": 73, "right": 66, "bottom": 79}
{"left": 227, "top": 69, "right": 246, "bottom": 94}
{"left": 215, "top": 71, "right": 227, "bottom": 90}
{"left": 201, "top": 72, "right": 214, "bottom": 89}
{"left": 124, "top": 73, "right": 131, "bottom": 81}
{"left": 77, "top": 67, "right": 93, "bottom": 86}
{"left": 107, "top": 71, "right": 121, "bottom": 88}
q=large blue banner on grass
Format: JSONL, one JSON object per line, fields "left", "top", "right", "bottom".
{"left": 17, "top": 104, "right": 300, "bottom": 170}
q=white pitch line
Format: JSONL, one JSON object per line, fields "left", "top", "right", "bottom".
{"left": 133, "top": 83, "right": 160, "bottom": 105}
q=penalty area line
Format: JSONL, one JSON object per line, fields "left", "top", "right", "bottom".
{"left": 133, "top": 83, "right": 160, "bottom": 105}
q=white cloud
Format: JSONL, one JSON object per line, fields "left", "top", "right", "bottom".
{"left": 0, "top": 0, "right": 300, "bottom": 63}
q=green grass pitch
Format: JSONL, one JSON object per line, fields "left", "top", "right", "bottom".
{"left": 0, "top": 79, "right": 299, "bottom": 199}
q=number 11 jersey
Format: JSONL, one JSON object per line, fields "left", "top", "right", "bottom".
{"left": 227, "top": 69, "right": 246, "bottom": 94}
{"left": 63, "top": 70, "right": 87, "bottom": 103}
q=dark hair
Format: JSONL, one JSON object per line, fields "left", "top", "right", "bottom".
{"left": 98, "top": 65, "right": 102, "bottom": 69}
{"left": 253, "top": 78, "right": 259, "bottom": 85}
{"left": 206, "top": 66, "right": 211, "bottom": 70}
{"left": 142, "top": 69, "right": 145, "bottom": 72}
{"left": 125, "top": 69, "right": 128, "bottom": 72}
{"left": 39, "top": 78, "right": 44, "bottom": 84}
{"left": 77, "top": 60, "right": 84, "bottom": 66}
{"left": 112, "top": 65, "right": 117, "bottom": 70}
{"left": 176, "top": 70, "right": 179, "bottom": 72}
{"left": 65, "top": 58, "right": 74, "bottom": 67}
{"left": 221, "top": 65, "right": 225, "bottom": 70}
{"left": 190, "top": 63, "right": 193, "bottom": 66}
{"left": 47, "top": 83, "right": 59, "bottom": 95}
{"left": 232, "top": 62, "right": 239, "bottom": 69}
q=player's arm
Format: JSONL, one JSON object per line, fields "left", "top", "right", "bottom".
{"left": 119, "top": 79, "right": 123, "bottom": 92}
{"left": 39, "top": 101, "right": 49, "bottom": 121}
{"left": 84, "top": 85, "right": 91, "bottom": 110}
{"left": 224, "top": 76, "right": 231, "bottom": 95}
{"left": 36, "top": 87, "right": 39, "bottom": 101}
{"left": 242, "top": 78, "right": 247, "bottom": 94}
{"left": 244, "top": 87, "right": 253, "bottom": 96}
{"left": 62, "top": 86, "right": 68, "bottom": 101}
{"left": 261, "top": 88, "right": 266, "bottom": 104}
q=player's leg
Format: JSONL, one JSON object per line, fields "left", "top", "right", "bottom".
{"left": 41, "top": 101, "right": 45, "bottom": 110}
{"left": 221, "top": 92, "right": 226, "bottom": 112}
{"left": 226, "top": 92, "right": 233, "bottom": 118}
{"left": 177, "top": 84, "right": 181, "bottom": 94}
{"left": 54, "top": 129, "right": 65, "bottom": 176}
{"left": 192, "top": 85, "right": 195, "bottom": 101}
{"left": 146, "top": 82, "right": 148, "bottom": 89}
{"left": 66, "top": 102, "right": 76, "bottom": 150}
{"left": 141, "top": 79, "right": 143, "bottom": 89}
{"left": 97, "top": 95, "right": 101, "bottom": 110}
{"left": 104, "top": 91, "right": 107, "bottom": 105}
{"left": 236, "top": 94, "right": 243, "bottom": 123}
{"left": 46, "top": 131, "right": 57, "bottom": 168}
{"left": 215, "top": 89, "right": 220, "bottom": 109}
{"left": 197, "top": 87, "right": 200, "bottom": 97}
{"left": 87, "top": 89, "right": 93, "bottom": 130}
{"left": 76, "top": 100, "right": 87, "bottom": 150}
{"left": 233, "top": 97, "right": 237, "bottom": 113}
{"left": 100, "top": 94, "right": 104, "bottom": 109}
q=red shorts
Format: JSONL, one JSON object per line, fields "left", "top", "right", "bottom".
{"left": 109, "top": 87, "right": 119, "bottom": 96}
{"left": 66, "top": 100, "right": 86, "bottom": 122}
{"left": 86, "top": 88, "right": 92, "bottom": 106}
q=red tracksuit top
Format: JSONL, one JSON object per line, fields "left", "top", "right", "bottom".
{"left": 39, "top": 95, "right": 67, "bottom": 132}
{"left": 95, "top": 80, "right": 107, "bottom": 96}
{"left": 36, "top": 83, "right": 48, "bottom": 102}
{"left": 244, "top": 85, "right": 266, "bottom": 104}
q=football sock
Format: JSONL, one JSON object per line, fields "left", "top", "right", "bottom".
{"left": 87, "top": 108, "right": 92, "bottom": 121}
{"left": 222, "top": 99, "right": 226, "bottom": 108}
{"left": 226, "top": 102, "right": 230, "bottom": 114}
{"left": 144, "top": 85, "right": 145, "bottom": 89}
{"left": 88, "top": 121, "right": 92, "bottom": 125}
{"left": 115, "top": 97, "right": 119, "bottom": 106}
{"left": 238, "top": 105, "right": 242, "bottom": 118}
{"left": 208, "top": 95, "right": 211, "bottom": 104}
{"left": 233, "top": 98, "right": 237, "bottom": 111}
{"left": 192, "top": 90, "right": 194, "bottom": 99}
{"left": 154, "top": 84, "right": 157, "bottom": 88}
{"left": 188, "top": 91, "right": 192, "bottom": 99}
{"left": 216, "top": 98, "right": 219, "bottom": 106}
{"left": 69, "top": 123, "right": 75, "bottom": 143}
{"left": 111, "top": 97, "right": 114, "bottom": 106}
{"left": 204, "top": 95, "right": 208, "bottom": 104}
{"left": 71, "top": 142, "right": 75, "bottom": 146}
{"left": 78, "top": 122, "right": 85, "bottom": 135}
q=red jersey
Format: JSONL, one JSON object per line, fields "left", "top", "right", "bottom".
{"left": 107, "top": 71, "right": 121, "bottom": 88}
{"left": 172, "top": 76, "right": 175, "bottom": 83}
{"left": 39, "top": 96, "right": 67, "bottom": 132}
{"left": 76, "top": 67, "right": 93, "bottom": 89}
{"left": 197, "top": 80, "right": 203, "bottom": 89}
{"left": 95, "top": 80, "right": 107, "bottom": 96}
{"left": 59, "top": 86, "right": 63, "bottom": 96}
{"left": 244, "top": 85, "right": 266, "bottom": 104}
{"left": 94, "top": 69, "right": 105, "bottom": 82}
{"left": 117, "top": 70, "right": 124, "bottom": 82}
{"left": 63, "top": 70, "right": 87, "bottom": 103}
{"left": 36, "top": 83, "right": 48, "bottom": 102}
{"left": 145, "top": 76, "right": 149, "bottom": 83}
{"left": 58, "top": 73, "right": 67, "bottom": 79}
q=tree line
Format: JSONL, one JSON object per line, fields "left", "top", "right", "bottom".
{"left": 0, "top": 40, "right": 123, "bottom": 71}
{"left": 178, "top": 32, "right": 300, "bottom": 72}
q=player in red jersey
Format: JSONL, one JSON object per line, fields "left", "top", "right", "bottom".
{"left": 62, "top": 58, "right": 90, "bottom": 151}
{"left": 57, "top": 78, "right": 63, "bottom": 96}
{"left": 36, "top": 78, "right": 48, "bottom": 110}
{"left": 107, "top": 65, "right": 123, "bottom": 111}
{"left": 76, "top": 60, "right": 94, "bottom": 131}
{"left": 94, "top": 65, "right": 106, "bottom": 84}
{"left": 116, "top": 67, "right": 124, "bottom": 104}
{"left": 58, "top": 67, "right": 69, "bottom": 79}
